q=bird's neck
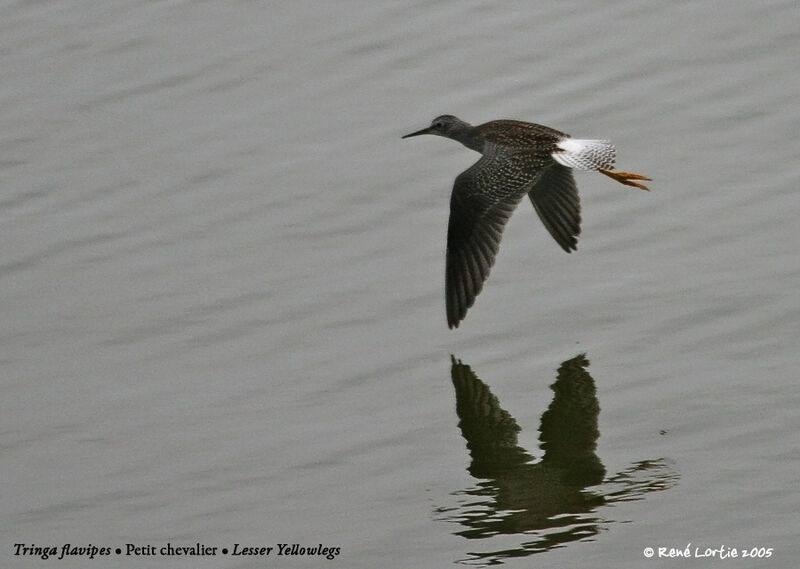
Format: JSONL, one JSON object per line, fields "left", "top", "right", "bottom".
{"left": 449, "top": 124, "right": 485, "bottom": 153}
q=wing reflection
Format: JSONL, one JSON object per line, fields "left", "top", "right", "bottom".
{"left": 441, "top": 354, "right": 678, "bottom": 562}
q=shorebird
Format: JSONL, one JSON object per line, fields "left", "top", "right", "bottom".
{"left": 403, "top": 115, "right": 650, "bottom": 328}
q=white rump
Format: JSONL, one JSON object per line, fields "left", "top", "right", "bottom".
{"left": 553, "top": 138, "right": 616, "bottom": 171}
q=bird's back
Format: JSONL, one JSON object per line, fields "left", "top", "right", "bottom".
{"left": 476, "top": 120, "right": 568, "bottom": 153}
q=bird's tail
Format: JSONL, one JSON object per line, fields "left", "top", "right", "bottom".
{"left": 552, "top": 139, "right": 616, "bottom": 171}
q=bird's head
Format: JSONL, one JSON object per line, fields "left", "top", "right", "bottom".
{"left": 402, "top": 115, "right": 469, "bottom": 139}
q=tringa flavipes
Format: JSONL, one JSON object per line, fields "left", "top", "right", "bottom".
{"left": 403, "top": 115, "right": 651, "bottom": 328}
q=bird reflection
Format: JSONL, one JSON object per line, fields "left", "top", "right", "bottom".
{"left": 441, "top": 354, "right": 677, "bottom": 563}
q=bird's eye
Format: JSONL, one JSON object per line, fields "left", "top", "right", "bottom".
{"left": 434, "top": 122, "right": 444, "bottom": 128}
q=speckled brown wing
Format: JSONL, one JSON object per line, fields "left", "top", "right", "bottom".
{"left": 446, "top": 145, "right": 549, "bottom": 328}
{"left": 527, "top": 163, "right": 582, "bottom": 253}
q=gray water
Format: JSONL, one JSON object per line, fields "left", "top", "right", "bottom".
{"left": 2, "top": 1, "right": 799, "bottom": 567}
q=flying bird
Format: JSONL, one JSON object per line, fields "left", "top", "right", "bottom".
{"left": 403, "top": 115, "right": 650, "bottom": 328}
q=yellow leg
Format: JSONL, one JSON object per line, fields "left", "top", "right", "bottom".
{"left": 599, "top": 169, "right": 651, "bottom": 191}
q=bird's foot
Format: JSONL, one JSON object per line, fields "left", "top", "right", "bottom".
{"left": 599, "top": 169, "right": 651, "bottom": 190}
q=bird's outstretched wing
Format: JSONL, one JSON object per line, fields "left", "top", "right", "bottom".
{"left": 446, "top": 146, "right": 547, "bottom": 328}
{"left": 528, "top": 163, "right": 581, "bottom": 253}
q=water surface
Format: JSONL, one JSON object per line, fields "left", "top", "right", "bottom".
{"left": 2, "top": 1, "right": 798, "bottom": 567}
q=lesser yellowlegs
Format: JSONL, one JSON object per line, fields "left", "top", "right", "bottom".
{"left": 403, "top": 115, "right": 650, "bottom": 328}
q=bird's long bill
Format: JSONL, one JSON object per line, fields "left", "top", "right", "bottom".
{"left": 402, "top": 126, "right": 433, "bottom": 139}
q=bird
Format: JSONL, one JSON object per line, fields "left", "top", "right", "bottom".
{"left": 403, "top": 115, "right": 650, "bottom": 329}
